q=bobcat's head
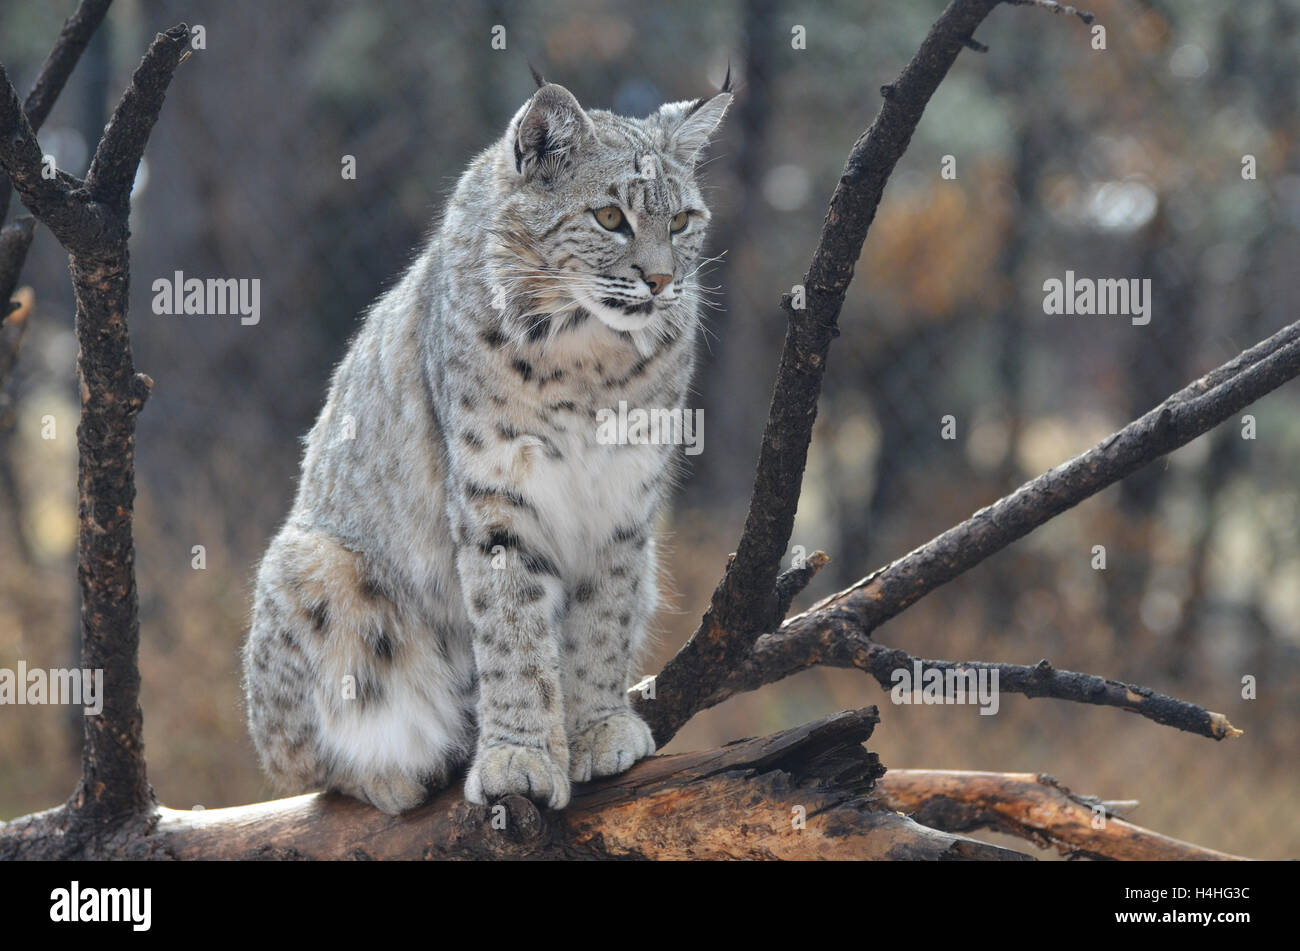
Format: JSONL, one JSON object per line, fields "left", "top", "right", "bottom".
{"left": 487, "top": 75, "right": 731, "bottom": 346}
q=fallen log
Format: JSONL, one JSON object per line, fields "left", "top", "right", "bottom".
{"left": 1, "top": 709, "right": 1030, "bottom": 860}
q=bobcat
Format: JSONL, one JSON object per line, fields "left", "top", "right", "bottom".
{"left": 242, "top": 76, "right": 730, "bottom": 814}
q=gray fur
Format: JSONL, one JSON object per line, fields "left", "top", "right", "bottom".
{"left": 242, "top": 81, "right": 730, "bottom": 813}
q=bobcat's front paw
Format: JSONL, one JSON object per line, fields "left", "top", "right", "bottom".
{"left": 569, "top": 711, "right": 656, "bottom": 782}
{"left": 465, "top": 744, "right": 570, "bottom": 809}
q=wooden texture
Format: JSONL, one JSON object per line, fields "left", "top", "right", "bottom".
{"left": 877, "top": 769, "right": 1251, "bottom": 861}
{"left": 2, "top": 709, "right": 1030, "bottom": 860}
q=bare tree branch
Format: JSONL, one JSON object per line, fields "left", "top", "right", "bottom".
{"left": 720, "top": 633, "right": 1241, "bottom": 740}
{"left": 848, "top": 644, "right": 1242, "bottom": 740}
{"left": 877, "top": 770, "right": 1250, "bottom": 860}
{"left": 0, "top": 20, "right": 191, "bottom": 825}
{"left": 643, "top": 0, "right": 1010, "bottom": 745}
{"left": 0, "top": 0, "right": 115, "bottom": 356}
{"left": 1006, "top": 0, "right": 1094, "bottom": 25}
{"left": 773, "top": 548, "right": 830, "bottom": 618}
{"left": 20, "top": 0, "right": 114, "bottom": 131}
{"left": 65, "top": 24, "right": 189, "bottom": 825}
{"left": 636, "top": 317, "right": 1298, "bottom": 741}
{"left": 812, "top": 318, "right": 1300, "bottom": 638}
{"left": 0, "top": 0, "right": 114, "bottom": 223}
{"left": 0, "top": 64, "right": 102, "bottom": 253}
{"left": 85, "top": 25, "right": 190, "bottom": 213}
{"left": 0, "top": 24, "right": 191, "bottom": 256}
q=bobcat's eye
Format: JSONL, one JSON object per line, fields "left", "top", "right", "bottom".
{"left": 670, "top": 211, "right": 690, "bottom": 234}
{"left": 594, "top": 206, "right": 625, "bottom": 231}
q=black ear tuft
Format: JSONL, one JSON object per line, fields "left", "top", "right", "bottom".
{"left": 686, "top": 64, "right": 734, "bottom": 118}
{"left": 528, "top": 62, "right": 547, "bottom": 89}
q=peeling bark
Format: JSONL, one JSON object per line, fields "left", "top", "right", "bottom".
{"left": 877, "top": 770, "right": 1250, "bottom": 861}
{"left": 1, "top": 709, "right": 1030, "bottom": 861}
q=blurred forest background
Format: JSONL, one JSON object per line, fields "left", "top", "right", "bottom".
{"left": 1, "top": 0, "right": 1297, "bottom": 859}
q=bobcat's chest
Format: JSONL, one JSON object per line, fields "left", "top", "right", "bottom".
{"left": 489, "top": 320, "right": 686, "bottom": 571}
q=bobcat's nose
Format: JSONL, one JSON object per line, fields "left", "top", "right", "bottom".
{"left": 644, "top": 273, "right": 673, "bottom": 296}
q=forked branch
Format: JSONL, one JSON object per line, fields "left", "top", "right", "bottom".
{"left": 0, "top": 21, "right": 192, "bottom": 824}
{"left": 644, "top": 0, "right": 1008, "bottom": 744}
{"left": 646, "top": 318, "right": 1297, "bottom": 739}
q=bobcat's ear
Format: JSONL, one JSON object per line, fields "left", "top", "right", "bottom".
{"left": 510, "top": 83, "right": 595, "bottom": 183}
{"left": 658, "top": 72, "right": 733, "bottom": 166}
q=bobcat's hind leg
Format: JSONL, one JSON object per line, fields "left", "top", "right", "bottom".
{"left": 244, "top": 527, "right": 474, "bottom": 814}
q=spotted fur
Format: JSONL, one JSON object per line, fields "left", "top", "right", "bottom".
{"left": 242, "top": 81, "right": 730, "bottom": 814}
